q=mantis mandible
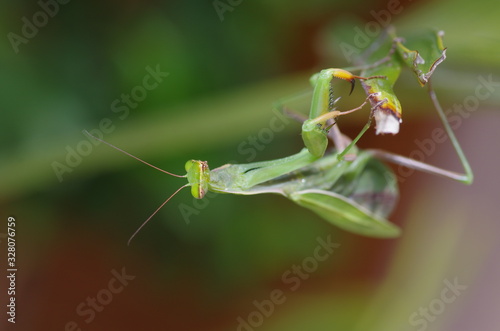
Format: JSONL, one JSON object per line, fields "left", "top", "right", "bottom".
{"left": 85, "top": 28, "right": 473, "bottom": 244}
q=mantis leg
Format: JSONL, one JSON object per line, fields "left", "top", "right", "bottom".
{"left": 427, "top": 80, "right": 473, "bottom": 184}
{"left": 367, "top": 149, "right": 468, "bottom": 182}
{"left": 303, "top": 69, "right": 384, "bottom": 158}
{"left": 335, "top": 98, "right": 388, "bottom": 161}
{"left": 280, "top": 99, "right": 366, "bottom": 157}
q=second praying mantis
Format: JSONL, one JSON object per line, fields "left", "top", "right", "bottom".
{"left": 86, "top": 28, "right": 473, "bottom": 244}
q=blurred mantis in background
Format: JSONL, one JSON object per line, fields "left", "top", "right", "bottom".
{"left": 86, "top": 27, "right": 472, "bottom": 244}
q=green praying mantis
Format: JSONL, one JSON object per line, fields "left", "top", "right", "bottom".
{"left": 85, "top": 28, "right": 472, "bottom": 245}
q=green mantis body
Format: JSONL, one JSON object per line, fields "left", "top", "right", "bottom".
{"left": 199, "top": 143, "right": 400, "bottom": 238}
{"left": 90, "top": 127, "right": 402, "bottom": 243}
{"left": 87, "top": 27, "right": 473, "bottom": 244}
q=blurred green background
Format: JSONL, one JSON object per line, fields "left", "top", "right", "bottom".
{"left": 1, "top": 0, "right": 500, "bottom": 330}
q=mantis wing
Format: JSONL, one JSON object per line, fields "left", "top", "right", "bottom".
{"left": 290, "top": 157, "right": 400, "bottom": 238}
{"left": 290, "top": 190, "right": 400, "bottom": 238}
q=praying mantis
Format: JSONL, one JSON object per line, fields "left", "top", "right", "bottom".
{"left": 86, "top": 28, "right": 472, "bottom": 244}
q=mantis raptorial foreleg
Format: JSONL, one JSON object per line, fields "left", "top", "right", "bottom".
{"left": 302, "top": 69, "right": 384, "bottom": 158}
{"left": 275, "top": 78, "right": 381, "bottom": 158}
{"left": 282, "top": 107, "right": 351, "bottom": 156}
{"left": 282, "top": 94, "right": 379, "bottom": 160}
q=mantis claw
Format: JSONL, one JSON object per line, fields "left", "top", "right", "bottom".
{"left": 348, "top": 79, "right": 356, "bottom": 96}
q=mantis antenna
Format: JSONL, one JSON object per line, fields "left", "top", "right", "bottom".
{"left": 82, "top": 130, "right": 190, "bottom": 245}
{"left": 127, "top": 184, "right": 189, "bottom": 246}
{"left": 82, "top": 130, "right": 186, "bottom": 178}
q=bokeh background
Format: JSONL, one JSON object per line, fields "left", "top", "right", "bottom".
{"left": 1, "top": 0, "right": 499, "bottom": 330}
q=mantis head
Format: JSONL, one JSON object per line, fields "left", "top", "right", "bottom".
{"left": 185, "top": 160, "right": 210, "bottom": 199}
